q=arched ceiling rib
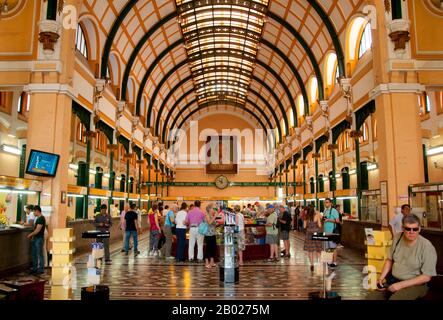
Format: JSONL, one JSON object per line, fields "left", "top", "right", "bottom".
{"left": 175, "top": 0, "right": 269, "bottom": 107}
{"left": 160, "top": 80, "right": 282, "bottom": 144}
{"left": 141, "top": 42, "right": 293, "bottom": 136}
{"left": 85, "top": 0, "right": 363, "bottom": 139}
{"left": 176, "top": 101, "right": 271, "bottom": 138}
{"left": 124, "top": 35, "right": 302, "bottom": 133}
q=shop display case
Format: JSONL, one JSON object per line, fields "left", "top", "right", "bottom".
{"left": 409, "top": 183, "right": 443, "bottom": 230}
{"left": 360, "top": 190, "right": 381, "bottom": 223}
{"left": 219, "top": 211, "right": 238, "bottom": 283}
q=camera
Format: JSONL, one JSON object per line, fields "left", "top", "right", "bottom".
{"left": 377, "top": 282, "right": 387, "bottom": 289}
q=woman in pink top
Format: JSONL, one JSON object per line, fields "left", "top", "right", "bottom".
{"left": 148, "top": 204, "right": 161, "bottom": 257}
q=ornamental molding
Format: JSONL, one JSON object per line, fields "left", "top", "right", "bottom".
{"left": 369, "top": 83, "right": 426, "bottom": 100}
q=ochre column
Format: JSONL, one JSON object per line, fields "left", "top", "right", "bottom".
{"left": 26, "top": 93, "right": 72, "bottom": 230}
{"left": 370, "top": 0, "right": 424, "bottom": 221}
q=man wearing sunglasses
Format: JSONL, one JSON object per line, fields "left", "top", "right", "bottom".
{"left": 367, "top": 214, "right": 437, "bottom": 300}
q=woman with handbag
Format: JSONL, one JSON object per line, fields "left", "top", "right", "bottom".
{"left": 204, "top": 203, "right": 218, "bottom": 269}
{"left": 161, "top": 204, "right": 177, "bottom": 259}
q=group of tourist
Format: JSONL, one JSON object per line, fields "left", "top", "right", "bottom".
{"left": 23, "top": 197, "right": 438, "bottom": 300}
{"left": 145, "top": 201, "right": 246, "bottom": 269}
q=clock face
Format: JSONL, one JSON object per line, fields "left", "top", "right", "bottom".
{"left": 215, "top": 175, "right": 229, "bottom": 189}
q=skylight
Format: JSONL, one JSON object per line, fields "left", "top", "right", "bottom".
{"left": 176, "top": 0, "right": 269, "bottom": 106}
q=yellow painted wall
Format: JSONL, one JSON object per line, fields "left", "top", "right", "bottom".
{"left": 410, "top": 0, "right": 443, "bottom": 59}
{"left": 172, "top": 113, "right": 273, "bottom": 198}
{"left": 0, "top": 0, "right": 39, "bottom": 58}
{"left": 177, "top": 113, "right": 268, "bottom": 165}
{"left": 0, "top": 152, "right": 19, "bottom": 177}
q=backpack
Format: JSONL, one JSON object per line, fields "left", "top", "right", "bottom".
{"left": 286, "top": 212, "right": 292, "bottom": 229}
{"left": 274, "top": 212, "right": 280, "bottom": 229}
{"left": 325, "top": 208, "right": 340, "bottom": 234}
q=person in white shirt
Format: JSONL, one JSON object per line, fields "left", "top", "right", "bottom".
{"left": 389, "top": 204, "right": 411, "bottom": 237}
{"left": 234, "top": 205, "right": 245, "bottom": 265}
{"left": 289, "top": 203, "right": 296, "bottom": 230}
{"left": 175, "top": 202, "right": 189, "bottom": 262}
{"left": 22, "top": 205, "right": 35, "bottom": 226}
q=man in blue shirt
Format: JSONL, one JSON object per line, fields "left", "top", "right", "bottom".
{"left": 323, "top": 198, "right": 340, "bottom": 267}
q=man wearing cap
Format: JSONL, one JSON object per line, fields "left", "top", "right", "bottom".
{"left": 265, "top": 205, "right": 279, "bottom": 262}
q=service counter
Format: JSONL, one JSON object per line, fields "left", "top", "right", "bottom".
{"left": 68, "top": 214, "right": 149, "bottom": 255}
{"left": 0, "top": 227, "right": 33, "bottom": 276}
{"left": 340, "top": 220, "right": 382, "bottom": 251}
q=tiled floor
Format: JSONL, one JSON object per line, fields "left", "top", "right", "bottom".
{"left": 5, "top": 232, "right": 369, "bottom": 300}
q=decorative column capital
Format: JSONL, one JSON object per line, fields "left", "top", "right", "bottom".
{"left": 38, "top": 20, "right": 61, "bottom": 57}
{"left": 320, "top": 100, "right": 329, "bottom": 116}
{"left": 305, "top": 115, "right": 313, "bottom": 133}
{"left": 107, "top": 144, "right": 118, "bottom": 150}
{"left": 117, "top": 101, "right": 126, "bottom": 114}
{"left": 387, "top": 19, "right": 411, "bottom": 52}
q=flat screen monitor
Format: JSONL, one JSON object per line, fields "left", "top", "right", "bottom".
{"left": 26, "top": 149, "right": 60, "bottom": 177}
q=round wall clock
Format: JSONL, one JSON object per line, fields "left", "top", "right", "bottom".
{"left": 215, "top": 175, "right": 229, "bottom": 189}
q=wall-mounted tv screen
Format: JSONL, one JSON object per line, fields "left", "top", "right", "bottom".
{"left": 26, "top": 149, "right": 60, "bottom": 177}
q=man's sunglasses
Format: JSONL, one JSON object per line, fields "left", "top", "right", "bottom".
{"left": 404, "top": 227, "right": 419, "bottom": 232}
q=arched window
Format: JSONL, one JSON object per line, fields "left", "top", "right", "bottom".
{"left": 325, "top": 53, "right": 337, "bottom": 87}
{"left": 359, "top": 121, "right": 369, "bottom": 144}
{"left": 358, "top": 22, "right": 372, "bottom": 59}
{"left": 309, "top": 77, "right": 318, "bottom": 113}
{"left": 76, "top": 123, "right": 87, "bottom": 144}
{"left": 419, "top": 92, "right": 432, "bottom": 116}
{"left": 288, "top": 109, "right": 294, "bottom": 128}
{"left": 75, "top": 24, "right": 88, "bottom": 59}
{"left": 17, "top": 92, "right": 30, "bottom": 114}
{"left": 297, "top": 95, "right": 304, "bottom": 120}
{"left": 338, "top": 131, "right": 351, "bottom": 154}
{"left": 120, "top": 145, "right": 126, "bottom": 162}
{"left": 372, "top": 119, "right": 377, "bottom": 141}
{"left": 95, "top": 131, "right": 107, "bottom": 153}
{"left": 335, "top": 64, "right": 340, "bottom": 84}
{"left": 321, "top": 144, "right": 330, "bottom": 161}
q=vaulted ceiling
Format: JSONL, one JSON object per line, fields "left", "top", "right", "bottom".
{"left": 80, "top": 0, "right": 364, "bottom": 146}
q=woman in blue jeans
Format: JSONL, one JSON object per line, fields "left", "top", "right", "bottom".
{"left": 175, "top": 202, "right": 188, "bottom": 262}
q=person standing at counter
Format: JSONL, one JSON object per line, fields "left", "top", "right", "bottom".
{"left": 389, "top": 204, "right": 411, "bottom": 238}
{"left": 94, "top": 204, "right": 112, "bottom": 263}
{"left": 22, "top": 205, "right": 35, "bottom": 226}
{"left": 26, "top": 205, "right": 45, "bottom": 275}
